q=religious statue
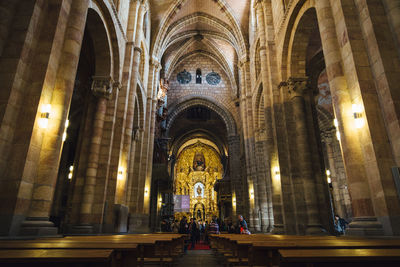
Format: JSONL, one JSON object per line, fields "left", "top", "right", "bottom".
{"left": 193, "top": 152, "right": 206, "bottom": 171}
{"left": 197, "top": 185, "right": 202, "bottom": 196}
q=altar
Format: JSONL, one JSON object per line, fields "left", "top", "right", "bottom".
{"left": 173, "top": 141, "right": 222, "bottom": 222}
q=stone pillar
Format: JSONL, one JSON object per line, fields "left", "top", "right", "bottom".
{"left": 228, "top": 135, "right": 242, "bottom": 219}
{"left": 77, "top": 76, "right": 113, "bottom": 232}
{"left": 322, "top": 131, "right": 346, "bottom": 218}
{"left": 254, "top": 128, "right": 273, "bottom": 232}
{"left": 316, "top": 0, "right": 385, "bottom": 236}
{"left": 18, "top": 0, "right": 90, "bottom": 236}
{"left": 288, "top": 77, "right": 327, "bottom": 235}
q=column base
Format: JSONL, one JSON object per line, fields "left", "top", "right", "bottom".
{"left": 271, "top": 224, "right": 285, "bottom": 234}
{"left": 19, "top": 217, "right": 58, "bottom": 236}
{"left": 345, "top": 217, "right": 384, "bottom": 236}
{"left": 128, "top": 213, "right": 150, "bottom": 233}
{"left": 305, "top": 224, "right": 329, "bottom": 235}
{"left": 68, "top": 224, "right": 95, "bottom": 234}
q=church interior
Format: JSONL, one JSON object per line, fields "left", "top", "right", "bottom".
{"left": 1, "top": 0, "right": 400, "bottom": 265}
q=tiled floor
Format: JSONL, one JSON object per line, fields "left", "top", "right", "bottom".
{"left": 175, "top": 249, "right": 222, "bottom": 267}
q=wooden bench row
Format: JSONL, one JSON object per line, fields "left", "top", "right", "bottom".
{"left": 209, "top": 234, "right": 400, "bottom": 267}
{"left": 0, "top": 233, "right": 187, "bottom": 267}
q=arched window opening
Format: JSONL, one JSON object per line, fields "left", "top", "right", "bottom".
{"left": 196, "top": 69, "right": 202, "bottom": 84}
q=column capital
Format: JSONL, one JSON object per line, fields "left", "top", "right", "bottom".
{"left": 91, "top": 76, "right": 114, "bottom": 99}
{"left": 287, "top": 77, "right": 309, "bottom": 98}
{"left": 151, "top": 58, "right": 161, "bottom": 71}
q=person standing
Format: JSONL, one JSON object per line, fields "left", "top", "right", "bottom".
{"left": 236, "top": 215, "right": 250, "bottom": 234}
{"left": 189, "top": 218, "right": 198, "bottom": 249}
{"left": 208, "top": 217, "right": 220, "bottom": 234}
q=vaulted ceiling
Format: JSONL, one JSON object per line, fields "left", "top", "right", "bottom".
{"left": 149, "top": 0, "right": 250, "bottom": 87}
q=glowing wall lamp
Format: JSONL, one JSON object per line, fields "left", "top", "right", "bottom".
{"left": 62, "top": 120, "right": 69, "bottom": 142}
{"left": 232, "top": 197, "right": 236, "bottom": 207}
{"left": 333, "top": 118, "right": 341, "bottom": 141}
{"left": 249, "top": 188, "right": 254, "bottom": 200}
{"left": 144, "top": 188, "right": 149, "bottom": 197}
{"left": 326, "top": 169, "right": 332, "bottom": 184}
{"left": 38, "top": 104, "right": 51, "bottom": 129}
{"left": 273, "top": 166, "right": 281, "bottom": 181}
{"left": 68, "top": 165, "right": 74, "bottom": 180}
{"left": 352, "top": 104, "right": 364, "bottom": 128}
{"left": 117, "top": 166, "right": 124, "bottom": 180}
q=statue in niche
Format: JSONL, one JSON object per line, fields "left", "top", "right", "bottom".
{"left": 193, "top": 152, "right": 206, "bottom": 171}
{"left": 197, "top": 185, "right": 202, "bottom": 196}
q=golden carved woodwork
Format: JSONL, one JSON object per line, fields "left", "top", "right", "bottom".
{"left": 174, "top": 141, "right": 222, "bottom": 222}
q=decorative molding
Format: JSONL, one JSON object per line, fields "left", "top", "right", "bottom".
{"left": 92, "top": 76, "right": 114, "bottom": 99}
{"left": 109, "top": 0, "right": 128, "bottom": 41}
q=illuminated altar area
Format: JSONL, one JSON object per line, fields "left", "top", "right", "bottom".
{"left": 174, "top": 141, "right": 223, "bottom": 222}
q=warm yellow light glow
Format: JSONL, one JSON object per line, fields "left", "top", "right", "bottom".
{"left": 249, "top": 189, "right": 254, "bottom": 199}
{"left": 144, "top": 188, "right": 149, "bottom": 196}
{"left": 41, "top": 104, "right": 52, "bottom": 114}
{"left": 68, "top": 165, "right": 74, "bottom": 180}
{"left": 352, "top": 104, "right": 364, "bottom": 128}
{"left": 333, "top": 118, "right": 338, "bottom": 128}
{"left": 117, "top": 167, "right": 124, "bottom": 180}
{"left": 273, "top": 166, "right": 281, "bottom": 181}
{"left": 336, "top": 130, "right": 341, "bottom": 141}
{"left": 38, "top": 104, "right": 51, "bottom": 129}
{"left": 326, "top": 170, "right": 331, "bottom": 176}
{"left": 327, "top": 177, "right": 332, "bottom": 184}
{"left": 62, "top": 120, "right": 69, "bottom": 142}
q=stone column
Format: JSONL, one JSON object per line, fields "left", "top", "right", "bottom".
{"left": 18, "top": 0, "right": 90, "bottom": 236}
{"left": 322, "top": 131, "right": 346, "bottom": 218}
{"left": 254, "top": 128, "right": 273, "bottom": 232}
{"left": 228, "top": 135, "right": 242, "bottom": 219}
{"left": 288, "top": 77, "right": 326, "bottom": 235}
{"left": 315, "top": 0, "right": 384, "bottom": 236}
{"left": 77, "top": 76, "right": 113, "bottom": 232}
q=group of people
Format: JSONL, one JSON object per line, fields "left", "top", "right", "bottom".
{"left": 173, "top": 215, "right": 250, "bottom": 250}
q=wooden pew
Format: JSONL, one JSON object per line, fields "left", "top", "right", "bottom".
{"left": 250, "top": 239, "right": 400, "bottom": 267}
{"left": 0, "top": 240, "right": 137, "bottom": 267}
{"left": 0, "top": 249, "right": 115, "bottom": 267}
{"left": 210, "top": 234, "right": 400, "bottom": 267}
{"left": 278, "top": 248, "right": 400, "bottom": 267}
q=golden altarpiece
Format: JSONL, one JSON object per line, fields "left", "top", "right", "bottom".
{"left": 174, "top": 141, "right": 223, "bottom": 222}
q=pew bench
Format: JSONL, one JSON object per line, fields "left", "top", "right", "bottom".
{"left": 278, "top": 248, "right": 400, "bottom": 267}
{"left": 0, "top": 249, "right": 115, "bottom": 267}
{"left": 0, "top": 240, "right": 138, "bottom": 267}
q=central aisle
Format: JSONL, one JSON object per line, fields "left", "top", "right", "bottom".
{"left": 176, "top": 250, "right": 221, "bottom": 267}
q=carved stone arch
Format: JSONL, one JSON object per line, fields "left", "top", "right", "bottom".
{"left": 280, "top": 0, "right": 316, "bottom": 80}
{"left": 166, "top": 96, "right": 237, "bottom": 137}
{"left": 88, "top": 0, "right": 121, "bottom": 80}
{"left": 136, "top": 83, "right": 145, "bottom": 130}
{"left": 253, "top": 83, "right": 265, "bottom": 133}
{"left": 152, "top": 0, "right": 247, "bottom": 60}
{"left": 161, "top": 13, "right": 240, "bottom": 57}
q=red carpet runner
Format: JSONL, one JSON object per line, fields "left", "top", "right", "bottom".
{"left": 188, "top": 241, "right": 210, "bottom": 250}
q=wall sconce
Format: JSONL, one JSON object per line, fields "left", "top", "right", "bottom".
{"left": 117, "top": 166, "right": 124, "bottom": 180}
{"left": 232, "top": 197, "right": 236, "bottom": 207}
{"left": 62, "top": 120, "right": 69, "bottom": 142}
{"left": 273, "top": 166, "right": 281, "bottom": 181}
{"left": 249, "top": 189, "right": 254, "bottom": 200}
{"left": 144, "top": 188, "right": 149, "bottom": 196}
{"left": 333, "top": 118, "right": 341, "bottom": 141}
{"left": 38, "top": 104, "right": 51, "bottom": 129}
{"left": 326, "top": 169, "right": 332, "bottom": 184}
{"left": 68, "top": 165, "right": 74, "bottom": 180}
{"left": 352, "top": 104, "right": 364, "bottom": 128}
